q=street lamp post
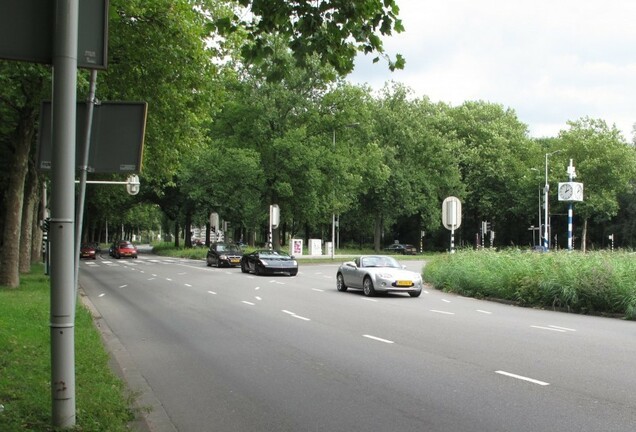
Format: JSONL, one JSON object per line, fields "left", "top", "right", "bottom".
{"left": 543, "top": 150, "right": 563, "bottom": 249}
{"left": 331, "top": 123, "right": 359, "bottom": 259}
{"left": 331, "top": 129, "right": 336, "bottom": 259}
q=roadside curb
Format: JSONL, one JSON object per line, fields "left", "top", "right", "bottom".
{"left": 79, "top": 287, "right": 177, "bottom": 432}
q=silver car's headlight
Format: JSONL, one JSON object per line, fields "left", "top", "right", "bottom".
{"left": 377, "top": 273, "right": 393, "bottom": 279}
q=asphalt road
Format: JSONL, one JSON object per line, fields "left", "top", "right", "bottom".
{"left": 79, "top": 252, "right": 636, "bottom": 432}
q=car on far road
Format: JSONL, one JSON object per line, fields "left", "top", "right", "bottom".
{"left": 240, "top": 249, "right": 298, "bottom": 276}
{"left": 79, "top": 243, "right": 97, "bottom": 260}
{"left": 206, "top": 242, "right": 243, "bottom": 267}
{"left": 384, "top": 243, "right": 417, "bottom": 255}
{"left": 113, "top": 241, "right": 138, "bottom": 259}
{"left": 336, "top": 255, "right": 423, "bottom": 297}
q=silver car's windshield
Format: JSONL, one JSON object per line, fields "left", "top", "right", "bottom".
{"left": 361, "top": 256, "right": 400, "bottom": 268}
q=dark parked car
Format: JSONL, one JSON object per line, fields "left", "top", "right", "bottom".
{"left": 240, "top": 249, "right": 298, "bottom": 276}
{"left": 113, "top": 241, "right": 138, "bottom": 259}
{"left": 384, "top": 243, "right": 417, "bottom": 255}
{"left": 206, "top": 242, "right": 243, "bottom": 267}
{"left": 79, "top": 243, "right": 97, "bottom": 260}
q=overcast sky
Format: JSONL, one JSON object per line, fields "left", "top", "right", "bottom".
{"left": 346, "top": 0, "right": 635, "bottom": 141}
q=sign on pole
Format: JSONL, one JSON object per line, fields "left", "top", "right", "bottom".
{"left": 442, "top": 196, "right": 462, "bottom": 253}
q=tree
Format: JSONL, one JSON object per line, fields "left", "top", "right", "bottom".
{"left": 214, "top": 0, "right": 405, "bottom": 78}
{"left": 556, "top": 117, "right": 636, "bottom": 251}
{"left": 441, "top": 101, "right": 534, "bottom": 247}
{"left": 348, "top": 83, "right": 462, "bottom": 250}
{"left": 0, "top": 62, "right": 50, "bottom": 287}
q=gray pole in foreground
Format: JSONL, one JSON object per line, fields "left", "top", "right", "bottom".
{"left": 51, "top": 0, "right": 78, "bottom": 427}
{"left": 74, "top": 69, "right": 98, "bottom": 303}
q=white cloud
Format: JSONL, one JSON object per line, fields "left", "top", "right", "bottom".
{"left": 347, "top": 0, "right": 636, "bottom": 140}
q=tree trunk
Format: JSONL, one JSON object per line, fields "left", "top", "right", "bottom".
{"left": 0, "top": 107, "right": 36, "bottom": 287}
{"left": 373, "top": 214, "right": 383, "bottom": 252}
{"left": 31, "top": 192, "right": 44, "bottom": 264}
{"left": 582, "top": 218, "right": 588, "bottom": 253}
{"left": 19, "top": 164, "right": 39, "bottom": 273}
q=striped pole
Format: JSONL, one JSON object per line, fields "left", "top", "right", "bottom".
{"left": 568, "top": 203, "right": 573, "bottom": 250}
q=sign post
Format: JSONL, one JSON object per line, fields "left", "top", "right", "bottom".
{"left": 442, "top": 197, "right": 462, "bottom": 253}
{"left": 269, "top": 204, "right": 279, "bottom": 249}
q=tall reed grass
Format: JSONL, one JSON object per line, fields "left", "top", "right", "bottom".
{"left": 423, "top": 249, "right": 636, "bottom": 319}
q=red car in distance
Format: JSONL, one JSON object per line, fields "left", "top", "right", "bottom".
{"left": 79, "top": 243, "right": 97, "bottom": 260}
{"left": 113, "top": 241, "right": 138, "bottom": 259}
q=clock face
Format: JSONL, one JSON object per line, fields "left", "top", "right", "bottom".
{"left": 560, "top": 183, "right": 573, "bottom": 199}
{"left": 575, "top": 184, "right": 583, "bottom": 198}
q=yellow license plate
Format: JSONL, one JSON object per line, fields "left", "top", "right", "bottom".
{"left": 396, "top": 280, "right": 411, "bottom": 287}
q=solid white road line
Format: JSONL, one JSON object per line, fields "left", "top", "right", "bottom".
{"left": 312, "top": 288, "right": 325, "bottom": 292}
{"left": 207, "top": 291, "right": 216, "bottom": 295}
{"left": 476, "top": 310, "right": 493, "bottom": 315}
{"left": 242, "top": 301, "right": 255, "bottom": 306}
{"left": 442, "top": 299, "right": 451, "bottom": 303}
{"left": 495, "top": 370, "right": 550, "bottom": 386}
{"left": 363, "top": 335, "right": 394, "bottom": 344}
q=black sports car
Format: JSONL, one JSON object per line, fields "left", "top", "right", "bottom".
{"left": 240, "top": 250, "right": 298, "bottom": 276}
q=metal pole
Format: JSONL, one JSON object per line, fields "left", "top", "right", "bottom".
{"left": 567, "top": 159, "right": 575, "bottom": 251}
{"left": 51, "top": 0, "right": 78, "bottom": 427}
{"left": 543, "top": 154, "right": 549, "bottom": 250}
{"left": 74, "top": 69, "right": 97, "bottom": 300}
{"left": 538, "top": 188, "right": 542, "bottom": 247}
{"left": 543, "top": 150, "right": 562, "bottom": 250}
{"left": 331, "top": 130, "right": 336, "bottom": 257}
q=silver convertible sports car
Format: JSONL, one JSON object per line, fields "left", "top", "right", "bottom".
{"left": 336, "top": 255, "right": 423, "bottom": 297}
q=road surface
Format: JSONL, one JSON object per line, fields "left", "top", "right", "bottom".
{"left": 78, "top": 253, "right": 636, "bottom": 431}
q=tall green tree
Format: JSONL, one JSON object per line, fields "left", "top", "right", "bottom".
{"left": 556, "top": 117, "right": 636, "bottom": 251}
{"left": 0, "top": 63, "right": 50, "bottom": 287}
{"left": 351, "top": 83, "right": 462, "bottom": 250}
{"left": 441, "top": 101, "right": 533, "bottom": 247}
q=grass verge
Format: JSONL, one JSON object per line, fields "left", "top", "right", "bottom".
{"left": 424, "top": 249, "right": 636, "bottom": 319}
{"left": 0, "top": 264, "right": 136, "bottom": 431}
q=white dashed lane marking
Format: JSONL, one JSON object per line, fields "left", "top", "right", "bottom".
{"left": 363, "top": 334, "right": 394, "bottom": 344}
{"left": 531, "top": 325, "right": 576, "bottom": 333}
{"left": 430, "top": 310, "right": 455, "bottom": 315}
{"left": 495, "top": 370, "right": 550, "bottom": 386}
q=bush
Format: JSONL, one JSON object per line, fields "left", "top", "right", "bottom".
{"left": 424, "top": 249, "right": 636, "bottom": 319}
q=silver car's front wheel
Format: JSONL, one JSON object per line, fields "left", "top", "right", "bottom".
{"left": 363, "top": 277, "right": 376, "bottom": 297}
{"left": 336, "top": 273, "right": 347, "bottom": 292}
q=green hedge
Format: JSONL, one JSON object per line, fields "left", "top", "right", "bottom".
{"left": 423, "top": 249, "right": 636, "bottom": 319}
